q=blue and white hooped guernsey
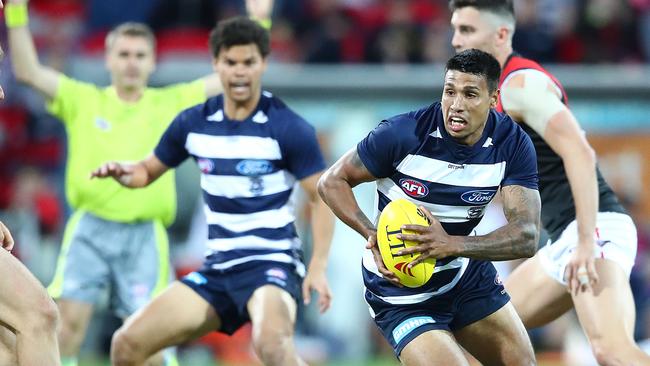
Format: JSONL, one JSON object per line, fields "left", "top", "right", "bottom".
{"left": 155, "top": 91, "right": 326, "bottom": 275}
{"left": 357, "top": 102, "right": 538, "bottom": 305}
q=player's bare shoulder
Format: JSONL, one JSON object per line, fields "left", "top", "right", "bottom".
{"left": 500, "top": 70, "right": 567, "bottom": 136}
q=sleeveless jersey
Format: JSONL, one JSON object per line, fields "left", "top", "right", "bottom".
{"left": 497, "top": 54, "right": 625, "bottom": 241}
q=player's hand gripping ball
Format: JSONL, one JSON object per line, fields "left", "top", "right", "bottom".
{"left": 377, "top": 199, "right": 436, "bottom": 288}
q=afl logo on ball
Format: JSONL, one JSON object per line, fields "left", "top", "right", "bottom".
{"left": 399, "top": 179, "right": 429, "bottom": 198}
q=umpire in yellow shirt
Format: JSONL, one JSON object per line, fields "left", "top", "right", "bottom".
{"left": 2, "top": 0, "right": 272, "bottom": 364}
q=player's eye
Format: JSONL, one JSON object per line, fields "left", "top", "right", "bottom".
{"left": 460, "top": 26, "right": 474, "bottom": 34}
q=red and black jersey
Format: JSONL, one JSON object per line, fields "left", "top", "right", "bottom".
{"left": 498, "top": 54, "right": 625, "bottom": 241}
{"left": 496, "top": 55, "right": 568, "bottom": 113}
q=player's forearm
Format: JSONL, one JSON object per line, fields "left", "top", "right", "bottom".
{"left": 111, "top": 154, "right": 169, "bottom": 188}
{"left": 8, "top": 13, "right": 39, "bottom": 83}
{"left": 563, "top": 145, "right": 598, "bottom": 249}
{"left": 6, "top": 3, "right": 59, "bottom": 97}
{"left": 543, "top": 109, "right": 599, "bottom": 250}
{"left": 317, "top": 174, "right": 374, "bottom": 240}
{"left": 246, "top": 0, "right": 273, "bottom": 23}
{"left": 458, "top": 219, "right": 539, "bottom": 260}
{"left": 307, "top": 197, "right": 334, "bottom": 271}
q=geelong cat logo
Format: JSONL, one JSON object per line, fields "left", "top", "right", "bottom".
{"left": 461, "top": 190, "right": 496, "bottom": 204}
{"left": 399, "top": 179, "right": 429, "bottom": 198}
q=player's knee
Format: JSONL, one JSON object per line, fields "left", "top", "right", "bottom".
{"left": 59, "top": 308, "right": 85, "bottom": 335}
{"left": 252, "top": 327, "right": 294, "bottom": 366}
{"left": 510, "top": 345, "right": 536, "bottom": 366}
{"left": 41, "top": 296, "right": 60, "bottom": 332}
{"left": 498, "top": 332, "right": 536, "bottom": 366}
{"left": 111, "top": 328, "right": 142, "bottom": 365}
{"left": 25, "top": 295, "right": 59, "bottom": 334}
{"left": 592, "top": 346, "right": 620, "bottom": 366}
{"left": 591, "top": 340, "right": 626, "bottom": 366}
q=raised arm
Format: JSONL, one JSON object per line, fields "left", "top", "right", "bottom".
{"left": 5, "top": 0, "right": 61, "bottom": 99}
{"left": 299, "top": 171, "right": 334, "bottom": 313}
{"left": 246, "top": 0, "right": 273, "bottom": 25}
{"left": 398, "top": 185, "right": 540, "bottom": 266}
{"left": 90, "top": 154, "right": 170, "bottom": 188}
{"left": 501, "top": 72, "right": 599, "bottom": 290}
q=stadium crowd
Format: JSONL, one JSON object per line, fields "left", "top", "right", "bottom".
{"left": 3, "top": 0, "right": 650, "bottom": 64}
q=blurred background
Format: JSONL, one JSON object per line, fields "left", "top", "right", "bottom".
{"left": 1, "top": 0, "right": 650, "bottom": 365}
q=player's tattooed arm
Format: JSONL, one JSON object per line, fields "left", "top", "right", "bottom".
{"left": 398, "top": 185, "right": 540, "bottom": 264}
{"left": 318, "top": 148, "right": 377, "bottom": 238}
{"left": 461, "top": 185, "right": 541, "bottom": 260}
{"left": 355, "top": 210, "right": 375, "bottom": 234}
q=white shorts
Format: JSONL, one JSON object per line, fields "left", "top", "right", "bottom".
{"left": 538, "top": 212, "right": 637, "bottom": 284}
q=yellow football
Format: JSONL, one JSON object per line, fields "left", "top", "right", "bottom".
{"left": 377, "top": 199, "right": 436, "bottom": 288}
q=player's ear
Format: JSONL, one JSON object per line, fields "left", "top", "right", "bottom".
{"left": 495, "top": 26, "right": 510, "bottom": 47}
{"left": 261, "top": 56, "right": 268, "bottom": 72}
{"left": 490, "top": 89, "right": 500, "bottom": 108}
{"left": 211, "top": 57, "right": 219, "bottom": 73}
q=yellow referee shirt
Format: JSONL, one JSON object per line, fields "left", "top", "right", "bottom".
{"left": 47, "top": 75, "right": 205, "bottom": 226}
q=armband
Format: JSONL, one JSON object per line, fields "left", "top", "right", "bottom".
{"left": 251, "top": 17, "right": 272, "bottom": 30}
{"left": 5, "top": 3, "right": 29, "bottom": 28}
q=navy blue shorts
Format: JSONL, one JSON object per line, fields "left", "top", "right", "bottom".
{"left": 181, "top": 261, "right": 303, "bottom": 335}
{"left": 366, "top": 259, "right": 509, "bottom": 356}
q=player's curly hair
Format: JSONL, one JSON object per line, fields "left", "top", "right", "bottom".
{"left": 446, "top": 49, "right": 501, "bottom": 93}
{"left": 209, "top": 16, "right": 270, "bottom": 58}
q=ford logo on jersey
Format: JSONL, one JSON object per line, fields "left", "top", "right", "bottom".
{"left": 399, "top": 178, "right": 429, "bottom": 198}
{"left": 236, "top": 159, "right": 274, "bottom": 176}
{"left": 461, "top": 190, "right": 496, "bottom": 204}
